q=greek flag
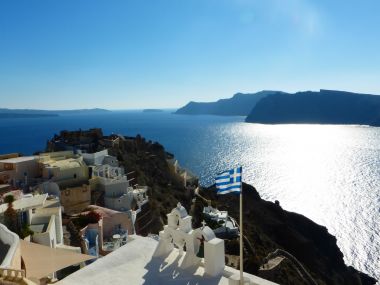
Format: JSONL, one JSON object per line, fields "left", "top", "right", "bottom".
{"left": 215, "top": 167, "right": 242, "bottom": 195}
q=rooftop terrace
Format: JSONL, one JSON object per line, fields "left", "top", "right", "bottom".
{"left": 0, "top": 194, "right": 48, "bottom": 214}
{"left": 57, "top": 235, "right": 278, "bottom": 285}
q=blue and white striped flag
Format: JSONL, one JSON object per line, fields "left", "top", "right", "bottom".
{"left": 215, "top": 166, "right": 242, "bottom": 195}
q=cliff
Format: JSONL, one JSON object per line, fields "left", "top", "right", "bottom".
{"left": 246, "top": 90, "right": 380, "bottom": 126}
{"left": 175, "top": 91, "right": 280, "bottom": 116}
{"left": 106, "top": 135, "right": 196, "bottom": 234}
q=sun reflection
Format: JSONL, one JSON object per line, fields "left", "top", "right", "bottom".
{"left": 198, "top": 123, "right": 380, "bottom": 279}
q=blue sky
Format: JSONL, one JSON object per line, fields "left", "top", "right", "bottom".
{"left": 1, "top": 0, "right": 379, "bottom": 109}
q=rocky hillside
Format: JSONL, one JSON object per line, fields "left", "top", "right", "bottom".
{"left": 107, "top": 134, "right": 196, "bottom": 234}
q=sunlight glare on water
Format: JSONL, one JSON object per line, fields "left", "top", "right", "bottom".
{"left": 195, "top": 123, "right": 380, "bottom": 279}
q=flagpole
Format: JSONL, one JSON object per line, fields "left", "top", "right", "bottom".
{"left": 215, "top": 166, "right": 244, "bottom": 284}
{"left": 240, "top": 169, "right": 244, "bottom": 285}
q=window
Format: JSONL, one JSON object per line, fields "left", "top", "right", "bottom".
{"left": 4, "top": 163, "right": 13, "bottom": 170}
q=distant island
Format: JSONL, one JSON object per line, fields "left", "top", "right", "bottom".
{"left": 176, "top": 89, "right": 380, "bottom": 126}
{"left": 0, "top": 108, "right": 111, "bottom": 118}
{"left": 246, "top": 90, "right": 380, "bottom": 126}
{"left": 175, "top": 91, "right": 279, "bottom": 116}
{"left": 142, "top": 109, "right": 164, "bottom": 113}
{"left": 53, "top": 108, "right": 111, "bottom": 115}
{"left": 0, "top": 113, "right": 58, "bottom": 119}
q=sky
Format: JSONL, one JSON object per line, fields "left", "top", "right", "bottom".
{"left": 0, "top": 0, "right": 380, "bottom": 109}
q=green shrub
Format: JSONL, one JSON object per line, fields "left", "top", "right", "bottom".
{"left": 20, "top": 224, "right": 34, "bottom": 239}
{"left": 4, "top": 195, "right": 15, "bottom": 205}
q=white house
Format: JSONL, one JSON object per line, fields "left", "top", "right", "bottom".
{"left": 91, "top": 164, "right": 139, "bottom": 212}
{"left": 28, "top": 206, "right": 63, "bottom": 248}
{"left": 39, "top": 151, "right": 89, "bottom": 188}
{"left": 0, "top": 155, "right": 39, "bottom": 187}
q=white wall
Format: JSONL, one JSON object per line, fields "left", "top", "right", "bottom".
{"left": 105, "top": 192, "right": 134, "bottom": 212}
{"left": 103, "top": 155, "right": 119, "bottom": 167}
{"left": 32, "top": 215, "right": 56, "bottom": 248}
{"left": 101, "top": 179, "right": 129, "bottom": 197}
{"left": 0, "top": 158, "right": 39, "bottom": 183}
{"left": 15, "top": 159, "right": 39, "bottom": 181}
{"left": 0, "top": 224, "right": 20, "bottom": 268}
{"left": 55, "top": 208, "right": 63, "bottom": 244}
{"left": 31, "top": 207, "right": 63, "bottom": 247}
{"left": 39, "top": 181, "right": 60, "bottom": 196}
{"left": 82, "top": 150, "right": 108, "bottom": 166}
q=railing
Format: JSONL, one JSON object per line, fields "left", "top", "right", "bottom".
{"left": 96, "top": 176, "right": 128, "bottom": 185}
{"left": 0, "top": 267, "right": 25, "bottom": 279}
{"left": 263, "top": 249, "right": 318, "bottom": 285}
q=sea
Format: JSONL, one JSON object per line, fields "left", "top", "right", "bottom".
{"left": 0, "top": 110, "right": 379, "bottom": 280}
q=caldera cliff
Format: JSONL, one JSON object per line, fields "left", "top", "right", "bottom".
{"left": 246, "top": 90, "right": 380, "bottom": 126}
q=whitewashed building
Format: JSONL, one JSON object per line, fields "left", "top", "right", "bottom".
{"left": 78, "top": 149, "right": 118, "bottom": 167}
{"left": 57, "top": 203, "right": 278, "bottom": 285}
{"left": 0, "top": 155, "right": 39, "bottom": 187}
{"left": 91, "top": 164, "right": 148, "bottom": 212}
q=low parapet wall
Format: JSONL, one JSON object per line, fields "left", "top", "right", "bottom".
{"left": 0, "top": 223, "right": 20, "bottom": 268}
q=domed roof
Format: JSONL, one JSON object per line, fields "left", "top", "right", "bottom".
{"left": 201, "top": 226, "right": 216, "bottom": 241}
{"left": 171, "top": 202, "right": 188, "bottom": 218}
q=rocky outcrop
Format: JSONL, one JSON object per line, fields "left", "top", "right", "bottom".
{"left": 106, "top": 134, "right": 197, "bottom": 232}
{"left": 246, "top": 90, "right": 380, "bottom": 126}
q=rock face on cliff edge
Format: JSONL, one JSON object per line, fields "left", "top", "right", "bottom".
{"left": 199, "top": 183, "right": 377, "bottom": 285}
{"left": 175, "top": 91, "right": 281, "bottom": 116}
{"left": 246, "top": 89, "right": 380, "bottom": 126}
